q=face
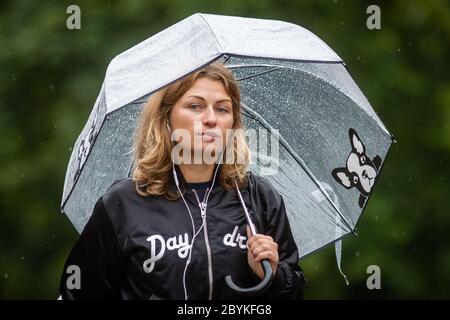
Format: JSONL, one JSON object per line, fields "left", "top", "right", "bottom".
{"left": 169, "top": 77, "right": 234, "bottom": 163}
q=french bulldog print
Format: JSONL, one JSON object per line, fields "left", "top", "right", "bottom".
{"left": 332, "top": 128, "right": 382, "bottom": 208}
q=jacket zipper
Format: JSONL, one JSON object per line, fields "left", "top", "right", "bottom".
{"left": 192, "top": 188, "right": 213, "bottom": 300}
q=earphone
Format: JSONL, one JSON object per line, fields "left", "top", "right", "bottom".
{"left": 173, "top": 159, "right": 221, "bottom": 300}
{"left": 173, "top": 162, "right": 207, "bottom": 300}
{"left": 170, "top": 124, "right": 233, "bottom": 299}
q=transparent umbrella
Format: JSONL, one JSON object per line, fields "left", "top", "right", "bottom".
{"left": 61, "top": 13, "right": 395, "bottom": 287}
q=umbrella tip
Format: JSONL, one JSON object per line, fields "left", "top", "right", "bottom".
{"left": 391, "top": 134, "right": 397, "bottom": 144}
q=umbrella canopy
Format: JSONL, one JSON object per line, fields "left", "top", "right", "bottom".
{"left": 61, "top": 13, "right": 394, "bottom": 260}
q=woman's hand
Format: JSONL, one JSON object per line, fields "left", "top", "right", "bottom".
{"left": 246, "top": 225, "right": 279, "bottom": 280}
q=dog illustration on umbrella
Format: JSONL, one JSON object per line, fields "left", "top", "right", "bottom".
{"left": 332, "top": 128, "right": 382, "bottom": 208}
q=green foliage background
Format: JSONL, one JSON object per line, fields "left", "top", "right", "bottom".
{"left": 0, "top": 0, "right": 448, "bottom": 299}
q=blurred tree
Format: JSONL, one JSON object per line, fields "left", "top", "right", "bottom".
{"left": 0, "top": 0, "right": 448, "bottom": 299}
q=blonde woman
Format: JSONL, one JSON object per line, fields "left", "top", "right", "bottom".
{"left": 59, "top": 62, "right": 305, "bottom": 300}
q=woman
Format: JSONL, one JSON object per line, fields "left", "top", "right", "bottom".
{"left": 59, "top": 62, "right": 305, "bottom": 300}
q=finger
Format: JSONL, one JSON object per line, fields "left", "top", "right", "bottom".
{"left": 248, "top": 238, "right": 278, "bottom": 251}
{"left": 247, "top": 247, "right": 255, "bottom": 259}
{"left": 246, "top": 225, "right": 257, "bottom": 247}
{"left": 251, "top": 243, "right": 278, "bottom": 257}
{"left": 249, "top": 238, "right": 278, "bottom": 250}
{"left": 249, "top": 237, "right": 277, "bottom": 247}
{"left": 249, "top": 244, "right": 278, "bottom": 257}
{"left": 249, "top": 236, "right": 275, "bottom": 248}
{"left": 255, "top": 253, "right": 278, "bottom": 265}
{"left": 246, "top": 226, "right": 251, "bottom": 248}
{"left": 254, "top": 251, "right": 278, "bottom": 263}
{"left": 246, "top": 225, "right": 253, "bottom": 240}
{"left": 251, "top": 234, "right": 274, "bottom": 241}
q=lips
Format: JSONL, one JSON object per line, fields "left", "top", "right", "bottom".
{"left": 201, "top": 132, "right": 217, "bottom": 142}
{"left": 199, "top": 131, "right": 220, "bottom": 142}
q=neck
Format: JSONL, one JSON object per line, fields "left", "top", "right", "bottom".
{"left": 179, "top": 163, "right": 216, "bottom": 183}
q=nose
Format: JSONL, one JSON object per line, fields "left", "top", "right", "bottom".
{"left": 362, "top": 170, "right": 368, "bottom": 179}
{"left": 202, "top": 105, "right": 217, "bottom": 127}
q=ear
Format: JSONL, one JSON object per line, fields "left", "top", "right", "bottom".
{"left": 332, "top": 168, "right": 353, "bottom": 189}
{"left": 372, "top": 155, "right": 382, "bottom": 171}
{"left": 349, "top": 128, "right": 365, "bottom": 154}
{"left": 358, "top": 194, "right": 366, "bottom": 208}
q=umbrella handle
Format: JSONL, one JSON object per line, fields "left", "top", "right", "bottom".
{"left": 225, "top": 260, "right": 273, "bottom": 295}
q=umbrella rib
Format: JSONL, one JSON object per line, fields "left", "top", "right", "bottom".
{"left": 241, "top": 102, "right": 356, "bottom": 234}
{"left": 231, "top": 66, "right": 285, "bottom": 82}
{"left": 126, "top": 158, "right": 134, "bottom": 178}
{"left": 227, "top": 63, "right": 287, "bottom": 69}
{"left": 229, "top": 62, "right": 392, "bottom": 139}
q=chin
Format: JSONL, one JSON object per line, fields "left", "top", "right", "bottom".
{"left": 191, "top": 146, "right": 220, "bottom": 163}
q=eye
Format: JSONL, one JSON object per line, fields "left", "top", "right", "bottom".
{"left": 353, "top": 175, "right": 359, "bottom": 183}
{"left": 218, "top": 106, "right": 230, "bottom": 113}
{"left": 189, "top": 104, "right": 202, "bottom": 110}
{"left": 360, "top": 155, "right": 366, "bottom": 163}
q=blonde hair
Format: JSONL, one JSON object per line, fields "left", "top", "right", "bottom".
{"left": 132, "top": 62, "right": 250, "bottom": 200}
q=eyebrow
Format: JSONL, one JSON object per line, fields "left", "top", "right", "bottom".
{"left": 186, "top": 95, "right": 232, "bottom": 103}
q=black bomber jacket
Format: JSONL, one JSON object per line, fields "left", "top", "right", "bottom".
{"left": 59, "top": 165, "right": 306, "bottom": 300}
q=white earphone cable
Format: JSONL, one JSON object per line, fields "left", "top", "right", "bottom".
{"left": 173, "top": 161, "right": 221, "bottom": 300}
{"left": 170, "top": 124, "right": 230, "bottom": 299}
